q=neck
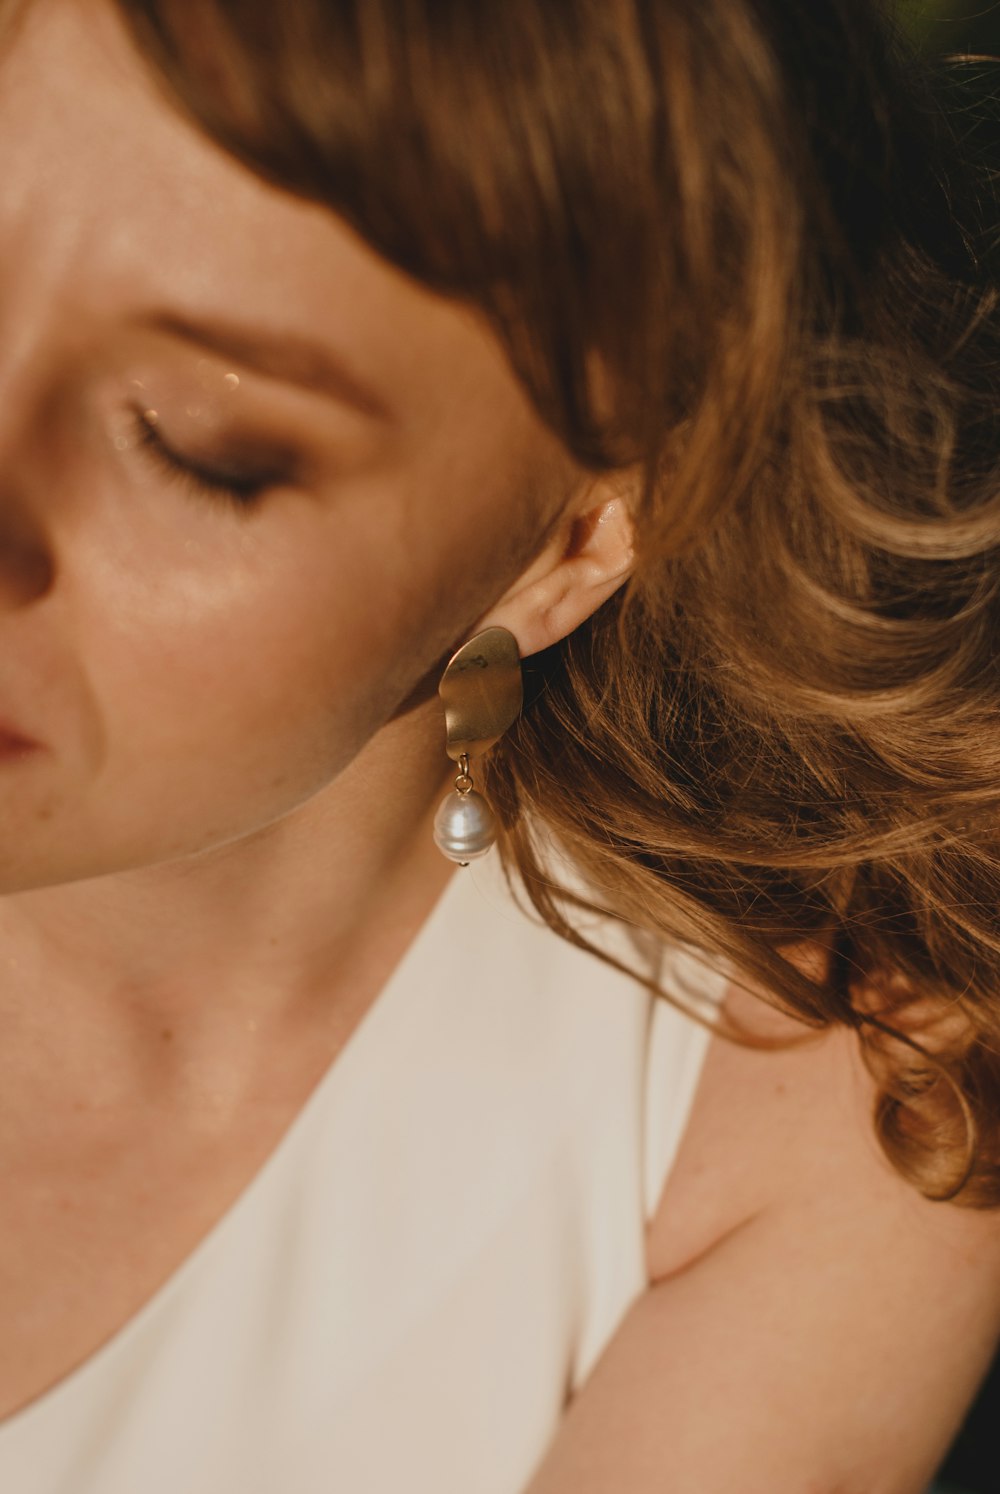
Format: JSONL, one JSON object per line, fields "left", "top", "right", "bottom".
{"left": 0, "top": 700, "right": 460, "bottom": 1099}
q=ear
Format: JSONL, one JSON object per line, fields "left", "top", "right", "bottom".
{"left": 474, "top": 475, "right": 637, "bottom": 659}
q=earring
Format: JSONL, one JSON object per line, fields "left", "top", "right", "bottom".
{"left": 432, "top": 625, "right": 523, "bottom": 865}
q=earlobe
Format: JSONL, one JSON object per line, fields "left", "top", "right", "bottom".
{"left": 477, "top": 489, "right": 636, "bottom": 659}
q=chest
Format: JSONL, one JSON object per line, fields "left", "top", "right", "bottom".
{"left": 0, "top": 1060, "right": 336, "bottom": 1425}
{"left": 0, "top": 1080, "right": 639, "bottom": 1494}
{"left": 0, "top": 913, "right": 678, "bottom": 1493}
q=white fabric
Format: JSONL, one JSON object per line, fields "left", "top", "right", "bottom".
{"left": 0, "top": 851, "right": 729, "bottom": 1494}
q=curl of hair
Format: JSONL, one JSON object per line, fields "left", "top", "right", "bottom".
{"left": 114, "top": 0, "right": 1000, "bottom": 1204}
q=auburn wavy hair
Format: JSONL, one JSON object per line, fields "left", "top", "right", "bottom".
{"left": 110, "top": 0, "right": 1000, "bottom": 1205}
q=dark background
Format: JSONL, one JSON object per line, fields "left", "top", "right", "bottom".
{"left": 903, "top": 0, "right": 1000, "bottom": 55}
{"left": 896, "top": 6, "right": 998, "bottom": 1493}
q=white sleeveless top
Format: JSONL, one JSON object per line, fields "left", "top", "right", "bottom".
{"left": 0, "top": 851, "right": 728, "bottom": 1494}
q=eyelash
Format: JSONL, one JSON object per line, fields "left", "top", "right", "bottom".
{"left": 130, "top": 409, "right": 272, "bottom": 509}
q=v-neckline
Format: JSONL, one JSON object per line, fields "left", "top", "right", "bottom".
{"left": 0, "top": 856, "right": 476, "bottom": 1437}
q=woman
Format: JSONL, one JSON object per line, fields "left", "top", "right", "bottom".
{"left": 0, "top": 0, "right": 998, "bottom": 1490}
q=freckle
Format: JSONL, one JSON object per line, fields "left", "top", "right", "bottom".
{"left": 161, "top": 1027, "right": 173, "bottom": 1042}
{"left": 35, "top": 806, "right": 52, "bottom": 822}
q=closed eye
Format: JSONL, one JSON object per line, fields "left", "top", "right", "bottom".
{"left": 131, "top": 408, "right": 279, "bottom": 509}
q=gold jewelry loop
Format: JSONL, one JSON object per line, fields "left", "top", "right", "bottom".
{"left": 455, "top": 753, "right": 473, "bottom": 793}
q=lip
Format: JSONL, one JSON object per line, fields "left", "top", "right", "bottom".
{"left": 0, "top": 722, "right": 42, "bottom": 755}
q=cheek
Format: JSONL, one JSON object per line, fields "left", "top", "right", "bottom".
{"left": 2, "top": 420, "right": 561, "bottom": 889}
{"left": 86, "top": 524, "right": 424, "bottom": 814}
{"left": 63, "top": 478, "right": 504, "bottom": 859}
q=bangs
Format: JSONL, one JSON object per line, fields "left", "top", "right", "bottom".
{"left": 111, "top": 0, "right": 800, "bottom": 544}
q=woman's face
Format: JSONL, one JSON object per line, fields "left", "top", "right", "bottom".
{"left": 0, "top": 0, "right": 584, "bottom": 893}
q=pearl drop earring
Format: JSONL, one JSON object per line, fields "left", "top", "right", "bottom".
{"left": 432, "top": 626, "right": 523, "bottom": 865}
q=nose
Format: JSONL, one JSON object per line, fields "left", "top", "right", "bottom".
{"left": 0, "top": 300, "right": 69, "bottom": 612}
{"left": 0, "top": 511, "right": 55, "bottom": 608}
{"left": 0, "top": 357, "right": 60, "bottom": 611}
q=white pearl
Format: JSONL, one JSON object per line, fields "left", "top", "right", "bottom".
{"left": 433, "top": 788, "right": 497, "bottom": 864}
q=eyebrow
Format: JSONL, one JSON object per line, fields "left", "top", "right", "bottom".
{"left": 138, "top": 310, "right": 395, "bottom": 423}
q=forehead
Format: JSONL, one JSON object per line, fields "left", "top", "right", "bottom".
{"left": 0, "top": 0, "right": 518, "bottom": 417}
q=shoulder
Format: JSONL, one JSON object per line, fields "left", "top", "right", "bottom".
{"left": 529, "top": 976, "right": 1000, "bottom": 1492}
{"left": 646, "top": 969, "right": 1000, "bottom": 1282}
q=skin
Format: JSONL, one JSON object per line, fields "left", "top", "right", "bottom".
{"left": 5, "top": 4, "right": 1000, "bottom": 1482}
{"left": 0, "top": 0, "right": 635, "bottom": 1085}
{"left": 0, "top": 0, "right": 635, "bottom": 1412}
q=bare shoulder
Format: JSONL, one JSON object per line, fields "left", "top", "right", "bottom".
{"left": 646, "top": 972, "right": 1000, "bottom": 1283}
{"left": 529, "top": 976, "right": 1000, "bottom": 1492}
